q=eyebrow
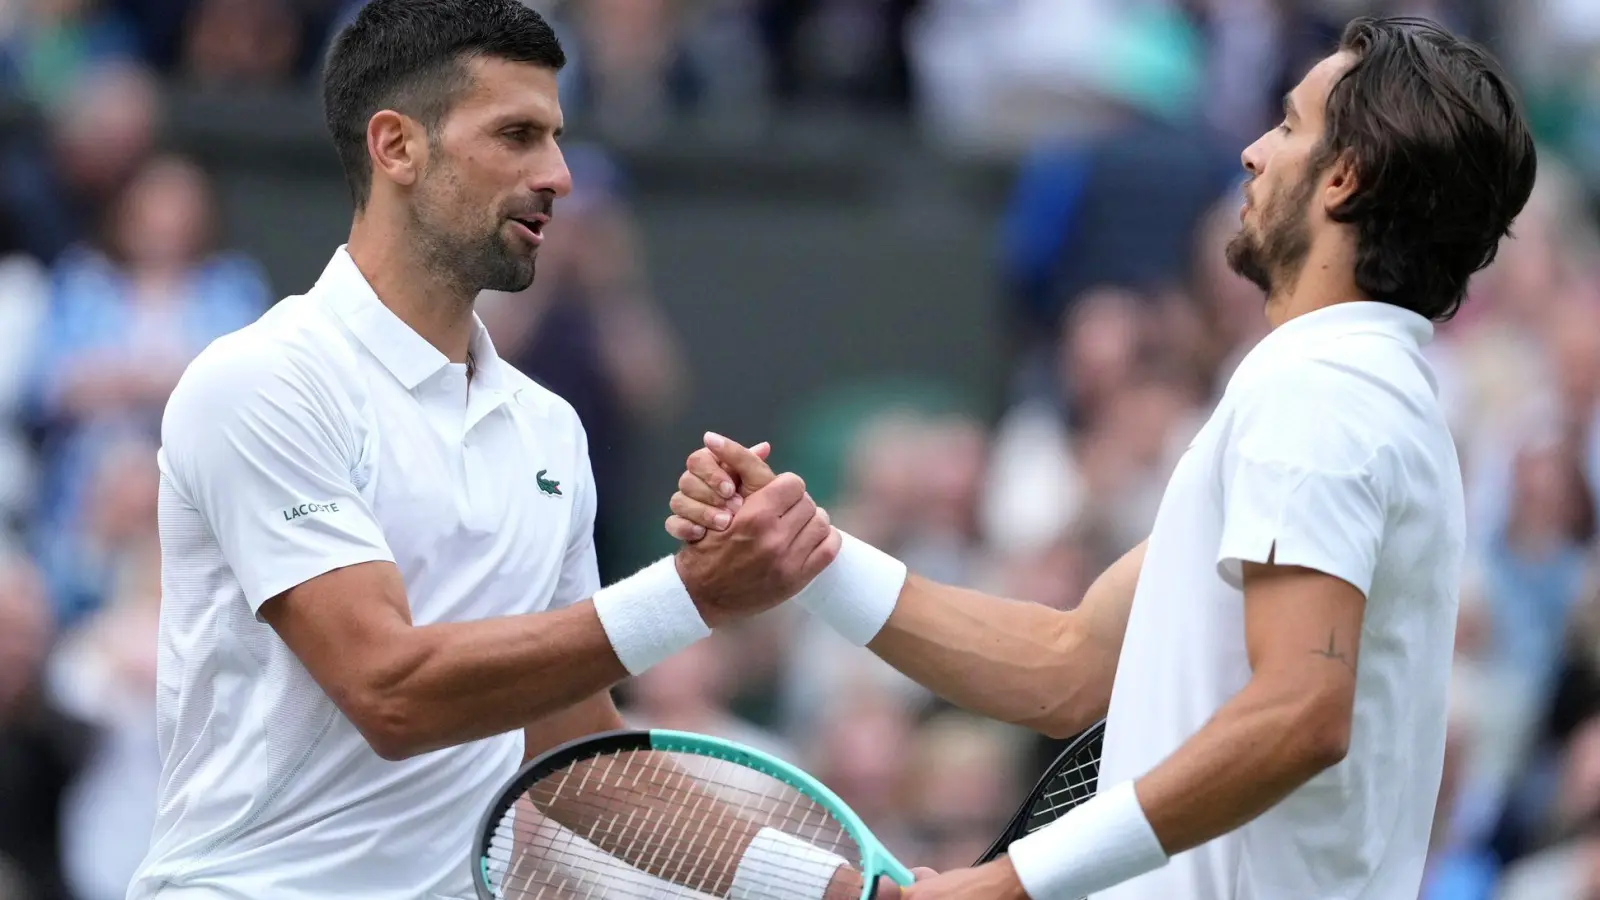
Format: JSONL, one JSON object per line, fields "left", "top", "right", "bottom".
{"left": 494, "top": 116, "right": 564, "bottom": 138}
{"left": 1283, "top": 93, "right": 1298, "bottom": 121}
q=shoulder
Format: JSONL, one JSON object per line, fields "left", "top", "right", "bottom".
{"left": 164, "top": 295, "right": 362, "bottom": 452}
{"left": 1222, "top": 343, "right": 1438, "bottom": 474}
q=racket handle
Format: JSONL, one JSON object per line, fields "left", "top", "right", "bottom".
{"left": 872, "top": 850, "right": 916, "bottom": 888}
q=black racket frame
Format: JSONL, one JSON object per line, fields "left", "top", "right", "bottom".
{"left": 974, "top": 719, "right": 1105, "bottom": 865}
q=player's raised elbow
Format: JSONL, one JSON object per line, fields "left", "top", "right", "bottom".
{"left": 338, "top": 654, "right": 437, "bottom": 761}
{"left": 1020, "top": 614, "right": 1110, "bottom": 740}
{"left": 1289, "top": 689, "right": 1353, "bottom": 775}
{"left": 338, "top": 685, "right": 422, "bottom": 761}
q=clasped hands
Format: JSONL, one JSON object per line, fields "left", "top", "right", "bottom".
{"left": 663, "top": 433, "right": 1029, "bottom": 900}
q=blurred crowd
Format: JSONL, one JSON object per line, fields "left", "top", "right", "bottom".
{"left": 3, "top": 1, "right": 1600, "bottom": 899}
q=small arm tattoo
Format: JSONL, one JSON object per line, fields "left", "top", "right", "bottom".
{"left": 1312, "top": 629, "right": 1356, "bottom": 675}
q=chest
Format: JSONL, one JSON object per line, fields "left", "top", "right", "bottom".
{"left": 1123, "top": 408, "right": 1248, "bottom": 663}
{"left": 351, "top": 379, "right": 578, "bottom": 620}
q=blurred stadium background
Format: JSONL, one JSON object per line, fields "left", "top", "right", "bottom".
{"left": 2, "top": 0, "right": 1600, "bottom": 898}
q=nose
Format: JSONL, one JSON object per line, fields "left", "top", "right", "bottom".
{"left": 536, "top": 142, "right": 573, "bottom": 200}
{"left": 1240, "top": 137, "right": 1264, "bottom": 178}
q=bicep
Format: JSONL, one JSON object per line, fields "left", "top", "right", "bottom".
{"left": 1242, "top": 560, "right": 1366, "bottom": 688}
{"left": 259, "top": 560, "right": 415, "bottom": 719}
{"left": 1074, "top": 538, "right": 1147, "bottom": 649}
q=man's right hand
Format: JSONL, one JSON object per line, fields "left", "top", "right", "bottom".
{"left": 673, "top": 434, "right": 839, "bottom": 628}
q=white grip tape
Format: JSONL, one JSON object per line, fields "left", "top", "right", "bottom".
{"left": 729, "top": 827, "right": 849, "bottom": 900}
{"left": 792, "top": 531, "right": 907, "bottom": 646}
{"left": 591, "top": 556, "right": 710, "bottom": 675}
{"left": 1007, "top": 780, "right": 1169, "bottom": 899}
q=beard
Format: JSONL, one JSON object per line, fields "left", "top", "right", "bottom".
{"left": 1225, "top": 168, "right": 1317, "bottom": 296}
{"left": 410, "top": 170, "right": 538, "bottom": 296}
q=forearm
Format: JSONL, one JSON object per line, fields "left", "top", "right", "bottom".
{"left": 867, "top": 577, "right": 1101, "bottom": 738}
{"left": 1004, "top": 678, "right": 1342, "bottom": 899}
{"left": 1135, "top": 677, "right": 1346, "bottom": 856}
{"left": 857, "top": 539, "right": 1145, "bottom": 739}
{"left": 368, "top": 601, "right": 629, "bottom": 759}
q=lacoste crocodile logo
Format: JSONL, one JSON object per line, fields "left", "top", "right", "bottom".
{"left": 536, "top": 470, "right": 562, "bottom": 497}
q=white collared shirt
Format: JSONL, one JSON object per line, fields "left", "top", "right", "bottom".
{"left": 1097, "top": 302, "right": 1464, "bottom": 900}
{"left": 128, "top": 248, "right": 600, "bottom": 900}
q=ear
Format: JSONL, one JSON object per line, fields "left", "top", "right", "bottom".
{"left": 366, "top": 110, "right": 428, "bottom": 194}
{"left": 1321, "top": 152, "right": 1359, "bottom": 213}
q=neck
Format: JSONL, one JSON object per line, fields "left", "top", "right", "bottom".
{"left": 1264, "top": 240, "right": 1365, "bottom": 329}
{"left": 346, "top": 216, "right": 477, "bottom": 364}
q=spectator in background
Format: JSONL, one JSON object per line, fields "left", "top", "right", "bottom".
{"left": 36, "top": 435, "right": 157, "bottom": 632}
{"left": 0, "top": 60, "right": 161, "bottom": 266}
{"left": 0, "top": 0, "right": 140, "bottom": 110}
{"left": 52, "top": 540, "right": 162, "bottom": 900}
{"left": 0, "top": 553, "right": 90, "bottom": 900}
{"left": 801, "top": 684, "right": 921, "bottom": 858}
{"left": 901, "top": 711, "right": 1029, "bottom": 873}
{"left": 24, "top": 153, "right": 265, "bottom": 627}
{"left": 180, "top": 0, "right": 302, "bottom": 89}
{"left": 0, "top": 256, "right": 48, "bottom": 534}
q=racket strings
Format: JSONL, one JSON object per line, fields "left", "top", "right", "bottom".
{"left": 482, "top": 750, "right": 863, "bottom": 900}
{"left": 1022, "top": 730, "right": 1104, "bottom": 835}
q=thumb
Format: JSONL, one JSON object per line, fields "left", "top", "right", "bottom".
{"left": 911, "top": 867, "right": 939, "bottom": 881}
{"left": 704, "top": 433, "right": 777, "bottom": 494}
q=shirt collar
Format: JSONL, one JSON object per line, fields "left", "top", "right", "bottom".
{"left": 314, "top": 245, "right": 509, "bottom": 392}
{"left": 1263, "top": 300, "right": 1435, "bottom": 349}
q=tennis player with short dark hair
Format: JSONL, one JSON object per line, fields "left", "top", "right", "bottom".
{"left": 127, "top": 2, "right": 863, "bottom": 898}
{"left": 668, "top": 17, "right": 1538, "bottom": 900}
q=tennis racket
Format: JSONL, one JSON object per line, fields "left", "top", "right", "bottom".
{"left": 471, "top": 728, "right": 915, "bottom": 899}
{"left": 974, "top": 718, "right": 1105, "bottom": 864}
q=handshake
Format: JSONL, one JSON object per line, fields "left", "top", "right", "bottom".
{"left": 591, "top": 430, "right": 906, "bottom": 677}
{"left": 661, "top": 431, "right": 850, "bottom": 630}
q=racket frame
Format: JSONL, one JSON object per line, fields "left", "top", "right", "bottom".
{"left": 471, "top": 728, "right": 914, "bottom": 900}
{"left": 975, "top": 719, "right": 1105, "bottom": 865}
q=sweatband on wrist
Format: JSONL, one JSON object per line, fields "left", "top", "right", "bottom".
{"left": 1007, "top": 780, "right": 1169, "bottom": 900}
{"left": 791, "top": 531, "right": 907, "bottom": 646}
{"left": 591, "top": 556, "right": 710, "bottom": 675}
{"left": 728, "top": 826, "right": 849, "bottom": 900}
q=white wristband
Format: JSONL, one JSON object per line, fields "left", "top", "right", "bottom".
{"left": 728, "top": 827, "right": 848, "bottom": 900}
{"left": 792, "top": 531, "right": 907, "bottom": 646}
{"left": 1007, "top": 780, "right": 1169, "bottom": 899}
{"left": 591, "top": 556, "right": 710, "bottom": 675}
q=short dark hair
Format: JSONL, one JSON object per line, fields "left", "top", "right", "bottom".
{"left": 1313, "top": 16, "right": 1537, "bottom": 322}
{"left": 322, "top": 0, "right": 566, "bottom": 210}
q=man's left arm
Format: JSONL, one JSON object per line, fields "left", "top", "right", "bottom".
{"left": 1133, "top": 560, "right": 1364, "bottom": 849}
{"left": 928, "top": 362, "right": 1394, "bottom": 900}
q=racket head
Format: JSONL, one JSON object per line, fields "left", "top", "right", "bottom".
{"left": 471, "top": 728, "right": 912, "bottom": 900}
{"left": 974, "top": 718, "right": 1104, "bottom": 865}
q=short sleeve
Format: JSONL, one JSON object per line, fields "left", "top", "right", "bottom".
{"left": 549, "top": 419, "right": 602, "bottom": 610}
{"left": 1215, "top": 360, "right": 1392, "bottom": 597}
{"left": 159, "top": 340, "right": 394, "bottom": 613}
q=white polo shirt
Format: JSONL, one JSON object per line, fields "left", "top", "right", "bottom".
{"left": 127, "top": 248, "right": 600, "bottom": 900}
{"left": 1097, "top": 302, "right": 1464, "bottom": 899}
